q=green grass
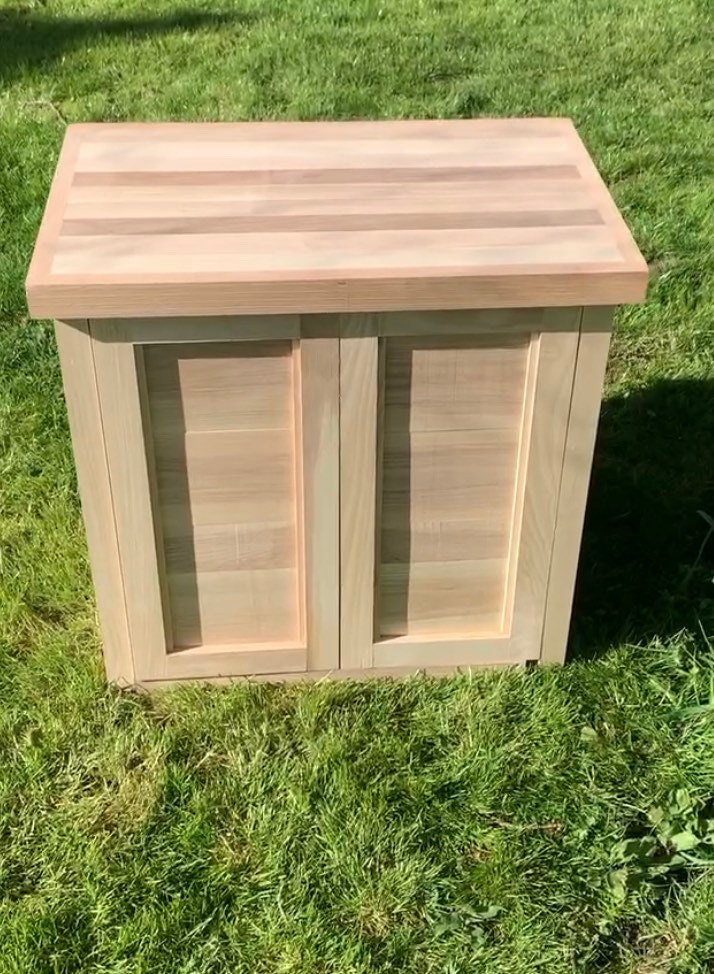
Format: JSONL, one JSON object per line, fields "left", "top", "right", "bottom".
{"left": 0, "top": 0, "right": 713, "bottom": 970}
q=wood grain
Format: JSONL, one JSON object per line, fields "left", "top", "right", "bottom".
{"left": 27, "top": 120, "right": 647, "bottom": 319}
{"left": 168, "top": 568, "right": 298, "bottom": 647}
{"left": 143, "top": 341, "right": 292, "bottom": 431}
{"left": 379, "top": 560, "right": 506, "bottom": 637}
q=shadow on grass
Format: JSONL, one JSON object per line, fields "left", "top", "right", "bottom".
{"left": 569, "top": 377, "right": 714, "bottom": 660}
{"left": 0, "top": 6, "right": 249, "bottom": 86}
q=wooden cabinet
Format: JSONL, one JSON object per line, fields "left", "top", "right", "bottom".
{"left": 26, "top": 120, "right": 647, "bottom": 687}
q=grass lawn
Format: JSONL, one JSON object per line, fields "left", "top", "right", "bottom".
{"left": 1, "top": 0, "right": 714, "bottom": 970}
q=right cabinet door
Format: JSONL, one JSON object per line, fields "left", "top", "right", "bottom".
{"left": 339, "top": 309, "right": 580, "bottom": 673}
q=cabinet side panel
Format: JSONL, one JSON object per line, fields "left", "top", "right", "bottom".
{"left": 377, "top": 335, "right": 529, "bottom": 638}
{"left": 508, "top": 313, "right": 581, "bottom": 655}
{"left": 143, "top": 341, "right": 300, "bottom": 648}
{"left": 54, "top": 320, "right": 134, "bottom": 685}
{"left": 541, "top": 306, "right": 614, "bottom": 662}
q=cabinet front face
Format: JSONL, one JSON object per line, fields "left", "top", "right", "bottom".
{"left": 340, "top": 309, "right": 581, "bottom": 672}
{"left": 90, "top": 316, "right": 339, "bottom": 683}
{"left": 79, "top": 309, "right": 583, "bottom": 684}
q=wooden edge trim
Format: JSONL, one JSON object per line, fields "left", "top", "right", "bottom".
{"left": 87, "top": 315, "right": 300, "bottom": 343}
{"left": 55, "top": 119, "right": 577, "bottom": 142}
{"left": 292, "top": 341, "right": 306, "bottom": 644}
{"left": 54, "top": 319, "right": 135, "bottom": 685}
{"left": 376, "top": 307, "right": 547, "bottom": 335}
{"left": 339, "top": 315, "right": 379, "bottom": 668}
{"left": 27, "top": 269, "right": 646, "bottom": 321}
{"left": 565, "top": 121, "right": 649, "bottom": 289}
{"left": 135, "top": 661, "right": 523, "bottom": 690}
{"left": 300, "top": 321, "right": 341, "bottom": 669}
{"left": 134, "top": 345, "right": 175, "bottom": 653}
{"left": 509, "top": 315, "right": 581, "bottom": 651}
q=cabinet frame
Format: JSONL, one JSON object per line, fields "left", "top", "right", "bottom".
{"left": 55, "top": 306, "right": 612, "bottom": 687}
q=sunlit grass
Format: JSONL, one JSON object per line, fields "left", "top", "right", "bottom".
{"left": 0, "top": 1, "right": 713, "bottom": 970}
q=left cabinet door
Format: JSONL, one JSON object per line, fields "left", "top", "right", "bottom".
{"left": 89, "top": 316, "right": 339, "bottom": 685}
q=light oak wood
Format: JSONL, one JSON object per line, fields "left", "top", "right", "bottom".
{"left": 374, "top": 308, "right": 545, "bottom": 337}
{"left": 155, "top": 429, "right": 295, "bottom": 527}
{"left": 292, "top": 343, "right": 306, "bottom": 646}
{"left": 27, "top": 120, "right": 647, "bottom": 320}
{"left": 96, "top": 315, "right": 299, "bottom": 344}
{"left": 144, "top": 341, "right": 293, "bottom": 432}
{"left": 299, "top": 324, "right": 340, "bottom": 670}
{"left": 383, "top": 335, "right": 528, "bottom": 431}
{"left": 53, "top": 303, "right": 625, "bottom": 684}
{"left": 504, "top": 311, "right": 580, "bottom": 650}
{"left": 53, "top": 320, "right": 134, "bottom": 684}
{"left": 30, "top": 273, "right": 644, "bottom": 320}
{"left": 501, "top": 334, "right": 540, "bottom": 631}
{"left": 161, "top": 642, "right": 306, "bottom": 680}
{"left": 541, "top": 306, "right": 614, "bottom": 662}
{"left": 372, "top": 636, "right": 529, "bottom": 669}
{"left": 168, "top": 568, "right": 298, "bottom": 648}
{"left": 339, "top": 316, "right": 379, "bottom": 669}
{"left": 379, "top": 560, "right": 506, "bottom": 637}
{"left": 162, "top": 521, "right": 294, "bottom": 574}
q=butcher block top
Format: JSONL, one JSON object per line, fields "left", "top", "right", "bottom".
{"left": 26, "top": 119, "right": 647, "bottom": 319}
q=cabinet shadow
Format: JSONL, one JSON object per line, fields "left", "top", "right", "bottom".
{"left": 0, "top": 6, "right": 249, "bottom": 86}
{"left": 568, "top": 377, "right": 714, "bottom": 660}
{"left": 375, "top": 344, "right": 412, "bottom": 639}
{"left": 145, "top": 350, "right": 201, "bottom": 652}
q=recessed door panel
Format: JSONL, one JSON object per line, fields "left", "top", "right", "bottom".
{"left": 377, "top": 336, "right": 528, "bottom": 639}
{"left": 143, "top": 341, "right": 300, "bottom": 650}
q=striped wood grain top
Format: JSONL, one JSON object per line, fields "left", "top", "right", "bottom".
{"left": 27, "top": 119, "right": 647, "bottom": 319}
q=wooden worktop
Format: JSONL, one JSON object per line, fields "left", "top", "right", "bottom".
{"left": 26, "top": 119, "right": 647, "bottom": 319}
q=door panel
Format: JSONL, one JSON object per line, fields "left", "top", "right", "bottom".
{"left": 340, "top": 309, "right": 580, "bottom": 670}
{"left": 377, "top": 335, "right": 528, "bottom": 640}
{"left": 91, "top": 316, "right": 339, "bottom": 682}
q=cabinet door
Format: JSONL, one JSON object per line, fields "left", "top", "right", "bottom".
{"left": 91, "top": 316, "right": 339, "bottom": 683}
{"left": 339, "top": 309, "right": 580, "bottom": 672}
